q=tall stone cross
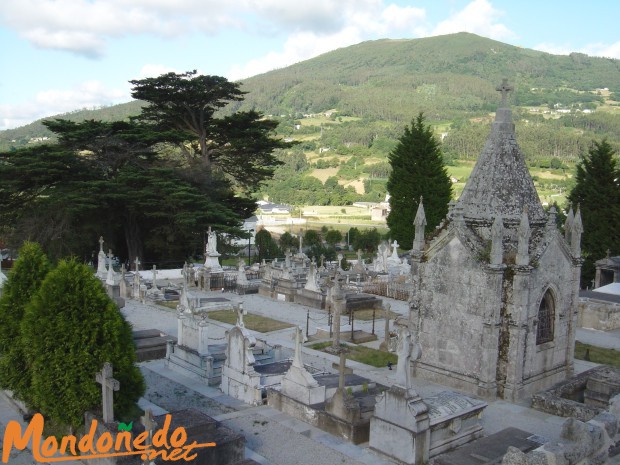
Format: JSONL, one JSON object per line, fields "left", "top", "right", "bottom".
{"left": 96, "top": 362, "right": 120, "bottom": 423}
{"left": 99, "top": 236, "right": 104, "bottom": 252}
{"left": 496, "top": 78, "right": 513, "bottom": 106}
{"left": 152, "top": 265, "right": 158, "bottom": 290}
{"left": 134, "top": 256, "right": 141, "bottom": 272}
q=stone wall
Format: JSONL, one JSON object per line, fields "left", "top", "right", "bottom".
{"left": 415, "top": 235, "right": 504, "bottom": 398}
{"left": 579, "top": 295, "right": 620, "bottom": 331}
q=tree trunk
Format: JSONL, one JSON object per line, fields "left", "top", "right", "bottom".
{"left": 124, "top": 212, "right": 143, "bottom": 270}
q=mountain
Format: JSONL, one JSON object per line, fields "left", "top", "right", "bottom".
{"left": 2, "top": 32, "right": 618, "bottom": 152}
{"left": 229, "top": 32, "right": 619, "bottom": 121}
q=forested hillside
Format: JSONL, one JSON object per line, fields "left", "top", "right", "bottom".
{"left": 2, "top": 32, "right": 619, "bottom": 206}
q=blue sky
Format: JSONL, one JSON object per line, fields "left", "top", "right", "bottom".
{"left": 1, "top": 0, "right": 619, "bottom": 130}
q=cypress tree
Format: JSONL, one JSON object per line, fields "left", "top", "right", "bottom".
{"left": 567, "top": 139, "right": 620, "bottom": 286}
{"left": 21, "top": 259, "right": 144, "bottom": 428}
{"left": 0, "top": 242, "right": 51, "bottom": 403}
{"left": 386, "top": 113, "right": 452, "bottom": 248}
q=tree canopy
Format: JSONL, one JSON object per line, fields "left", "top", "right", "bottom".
{"left": 0, "top": 242, "right": 51, "bottom": 405}
{"left": 130, "top": 70, "right": 288, "bottom": 194}
{"left": 567, "top": 139, "right": 620, "bottom": 286}
{"left": 21, "top": 259, "right": 144, "bottom": 429}
{"left": 0, "top": 71, "right": 289, "bottom": 265}
{"left": 386, "top": 113, "right": 453, "bottom": 249}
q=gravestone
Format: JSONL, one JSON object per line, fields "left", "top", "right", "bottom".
{"left": 204, "top": 227, "right": 223, "bottom": 272}
{"left": 220, "top": 321, "right": 262, "bottom": 405}
{"left": 370, "top": 325, "right": 430, "bottom": 465}
{"left": 165, "top": 283, "right": 226, "bottom": 386}
{"left": 96, "top": 236, "right": 107, "bottom": 279}
{"left": 132, "top": 257, "right": 141, "bottom": 300}
{"left": 96, "top": 362, "right": 119, "bottom": 424}
{"left": 280, "top": 327, "right": 326, "bottom": 405}
{"left": 425, "top": 391, "right": 486, "bottom": 457}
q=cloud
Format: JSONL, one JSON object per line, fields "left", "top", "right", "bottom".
{"left": 0, "top": 81, "right": 130, "bottom": 130}
{"left": 0, "top": 0, "right": 427, "bottom": 59}
{"left": 535, "top": 41, "right": 620, "bottom": 59}
{"left": 432, "top": 0, "right": 515, "bottom": 41}
{"left": 0, "top": 0, "right": 234, "bottom": 57}
{"left": 227, "top": 2, "right": 427, "bottom": 80}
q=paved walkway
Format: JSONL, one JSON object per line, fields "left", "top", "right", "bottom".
{"left": 576, "top": 327, "right": 620, "bottom": 350}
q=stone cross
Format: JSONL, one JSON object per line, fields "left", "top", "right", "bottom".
{"left": 496, "top": 78, "right": 513, "bottom": 106}
{"left": 99, "top": 236, "right": 104, "bottom": 252}
{"left": 331, "top": 275, "right": 344, "bottom": 350}
{"left": 134, "top": 256, "right": 141, "bottom": 272}
{"left": 151, "top": 265, "right": 158, "bottom": 290}
{"left": 96, "top": 362, "right": 120, "bottom": 423}
{"left": 299, "top": 235, "right": 303, "bottom": 254}
{"left": 140, "top": 409, "right": 157, "bottom": 464}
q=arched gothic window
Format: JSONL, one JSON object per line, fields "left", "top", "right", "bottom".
{"left": 536, "top": 289, "right": 555, "bottom": 345}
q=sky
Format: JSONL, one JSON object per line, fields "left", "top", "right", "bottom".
{"left": 1, "top": 0, "right": 619, "bottom": 131}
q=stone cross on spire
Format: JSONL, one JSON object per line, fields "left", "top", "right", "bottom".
{"left": 134, "top": 256, "right": 141, "bottom": 272}
{"left": 496, "top": 78, "right": 513, "bottom": 107}
{"left": 99, "top": 236, "right": 104, "bottom": 252}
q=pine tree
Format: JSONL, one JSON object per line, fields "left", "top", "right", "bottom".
{"left": 21, "top": 259, "right": 144, "bottom": 428}
{"left": 567, "top": 139, "right": 620, "bottom": 286}
{"left": 0, "top": 242, "right": 52, "bottom": 404}
{"left": 386, "top": 113, "right": 452, "bottom": 249}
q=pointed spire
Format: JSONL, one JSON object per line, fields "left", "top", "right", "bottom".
{"left": 516, "top": 208, "right": 531, "bottom": 266}
{"left": 564, "top": 206, "right": 574, "bottom": 243}
{"left": 571, "top": 205, "right": 583, "bottom": 257}
{"left": 412, "top": 196, "right": 426, "bottom": 252}
{"left": 455, "top": 79, "right": 545, "bottom": 226}
{"left": 490, "top": 215, "right": 504, "bottom": 265}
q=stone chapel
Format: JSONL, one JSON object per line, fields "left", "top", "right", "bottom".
{"left": 408, "top": 80, "right": 583, "bottom": 401}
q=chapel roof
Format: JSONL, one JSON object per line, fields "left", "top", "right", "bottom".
{"left": 456, "top": 79, "right": 546, "bottom": 225}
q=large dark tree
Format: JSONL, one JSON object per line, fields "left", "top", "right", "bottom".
{"left": 567, "top": 139, "right": 620, "bottom": 286}
{"left": 386, "top": 113, "right": 452, "bottom": 249}
{"left": 22, "top": 259, "right": 144, "bottom": 429}
{"left": 1, "top": 71, "right": 289, "bottom": 264}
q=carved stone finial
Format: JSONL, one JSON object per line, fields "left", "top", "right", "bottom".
{"left": 412, "top": 197, "right": 427, "bottom": 252}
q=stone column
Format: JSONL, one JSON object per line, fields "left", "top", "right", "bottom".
{"left": 198, "top": 317, "right": 209, "bottom": 356}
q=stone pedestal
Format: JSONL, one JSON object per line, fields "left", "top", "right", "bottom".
{"left": 370, "top": 386, "right": 430, "bottom": 465}
{"left": 296, "top": 288, "right": 326, "bottom": 309}
{"left": 204, "top": 253, "right": 223, "bottom": 273}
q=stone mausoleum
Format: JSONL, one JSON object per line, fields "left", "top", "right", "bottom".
{"left": 409, "top": 80, "right": 582, "bottom": 401}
